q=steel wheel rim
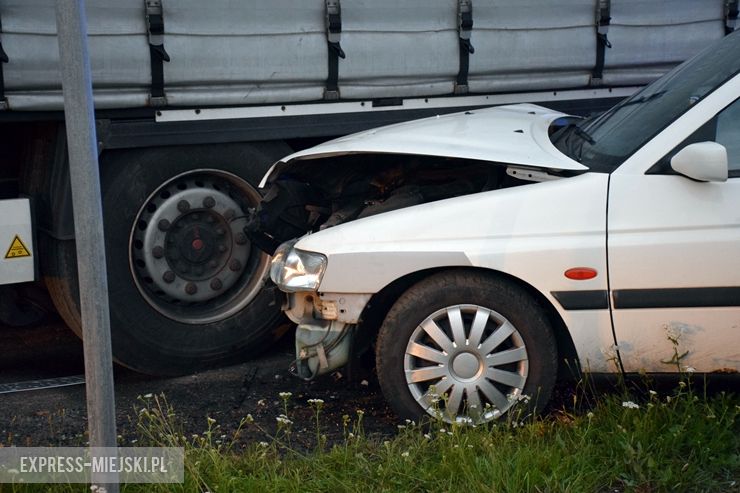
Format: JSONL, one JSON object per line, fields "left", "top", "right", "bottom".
{"left": 129, "top": 169, "right": 270, "bottom": 325}
{"left": 404, "top": 304, "right": 529, "bottom": 424}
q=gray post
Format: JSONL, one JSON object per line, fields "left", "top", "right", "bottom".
{"left": 55, "top": 1, "right": 119, "bottom": 491}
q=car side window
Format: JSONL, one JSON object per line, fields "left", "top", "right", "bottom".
{"left": 649, "top": 97, "right": 740, "bottom": 177}
{"left": 715, "top": 99, "right": 740, "bottom": 172}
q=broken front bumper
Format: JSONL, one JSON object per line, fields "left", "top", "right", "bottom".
{"left": 284, "top": 291, "right": 372, "bottom": 380}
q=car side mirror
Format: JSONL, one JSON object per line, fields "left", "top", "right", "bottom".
{"left": 670, "top": 142, "right": 728, "bottom": 182}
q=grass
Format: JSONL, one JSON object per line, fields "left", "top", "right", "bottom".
{"left": 2, "top": 376, "right": 738, "bottom": 493}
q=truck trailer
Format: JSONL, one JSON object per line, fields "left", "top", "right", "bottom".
{"left": 0, "top": 0, "right": 734, "bottom": 375}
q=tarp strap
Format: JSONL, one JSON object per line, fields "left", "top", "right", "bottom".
{"left": 591, "top": 0, "right": 612, "bottom": 85}
{"left": 726, "top": 0, "right": 739, "bottom": 34}
{"left": 145, "top": 0, "right": 170, "bottom": 107}
{"left": 0, "top": 12, "right": 8, "bottom": 110}
{"left": 455, "top": 0, "right": 475, "bottom": 94}
{"left": 325, "top": 0, "right": 345, "bottom": 100}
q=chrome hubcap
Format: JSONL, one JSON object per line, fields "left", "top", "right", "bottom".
{"left": 404, "top": 304, "right": 529, "bottom": 424}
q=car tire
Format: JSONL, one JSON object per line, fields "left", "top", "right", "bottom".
{"left": 44, "top": 142, "right": 292, "bottom": 375}
{"left": 376, "top": 270, "right": 558, "bottom": 424}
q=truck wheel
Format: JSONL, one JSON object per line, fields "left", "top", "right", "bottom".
{"left": 375, "top": 271, "right": 558, "bottom": 424}
{"left": 44, "top": 142, "right": 292, "bottom": 375}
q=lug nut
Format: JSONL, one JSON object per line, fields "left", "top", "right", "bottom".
{"left": 163, "top": 271, "right": 175, "bottom": 283}
{"left": 194, "top": 266, "right": 204, "bottom": 276}
{"left": 177, "top": 200, "right": 190, "bottom": 213}
{"left": 206, "top": 215, "right": 215, "bottom": 224}
{"left": 224, "top": 209, "right": 235, "bottom": 221}
{"left": 203, "top": 196, "right": 216, "bottom": 208}
{"left": 185, "top": 282, "right": 197, "bottom": 295}
{"left": 152, "top": 246, "right": 164, "bottom": 259}
{"left": 235, "top": 232, "right": 248, "bottom": 245}
{"left": 158, "top": 219, "right": 171, "bottom": 231}
{"left": 208, "top": 260, "right": 218, "bottom": 268}
{"left": 218, "top": 244, "right": 227, "bottom": 253}
{"left": 215, "top": 227, "right": 225, "bottom": 236}
{"left": 229, "top": 259, "right": 242, "bottom": 271}
{"left": 210, "top": 278, "right": 223, "bottom": 291}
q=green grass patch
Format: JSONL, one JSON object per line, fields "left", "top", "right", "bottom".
{"left": 3, "top": 382, "right": 739, "bottom": 493}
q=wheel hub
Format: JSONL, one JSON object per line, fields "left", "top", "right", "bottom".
{"left": 451, "top": 352, "right": 482, "bottom": 380}
{"left": 166, "top": 210, "right": 227, "bottom": 278}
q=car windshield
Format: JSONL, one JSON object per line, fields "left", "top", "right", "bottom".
{"left": 553, "top": 31, "right": 740, "bottom": 172}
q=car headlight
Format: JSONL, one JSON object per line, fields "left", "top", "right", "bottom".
{"left": 270, "top": 240, "right": 327, "bottom": 292}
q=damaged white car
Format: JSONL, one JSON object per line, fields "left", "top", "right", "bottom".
{"left": 251, "top": 33, "right": 740, "bottom": 423}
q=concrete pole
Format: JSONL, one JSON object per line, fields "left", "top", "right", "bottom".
{"left": 55, "top": 1, "right": 119, "bottom": 491}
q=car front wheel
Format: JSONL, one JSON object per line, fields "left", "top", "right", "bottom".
{"left": 376, "top": 271, "right": 558, "bottom": 424}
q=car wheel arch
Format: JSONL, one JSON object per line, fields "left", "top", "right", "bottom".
{"left": 356, "top": 266, "right": 580, "bottom": 380}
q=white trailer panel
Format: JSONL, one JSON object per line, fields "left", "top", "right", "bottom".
{"left": 0, "top": 199, "right": 34, "bottom": 285}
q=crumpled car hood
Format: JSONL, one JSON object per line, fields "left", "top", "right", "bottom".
{"left": 260, "top": 103, "right": 587, "bottom": 187}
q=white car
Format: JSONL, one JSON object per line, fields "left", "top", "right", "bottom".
{"left": 262, "top": 33, "right": 740, "bottom": 423}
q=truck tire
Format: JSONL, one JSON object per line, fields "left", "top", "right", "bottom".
{"left": 375, "top": 270, "right": 558, "bottom": 424}
{"left": 44, "top": 142, "right": 292, "bottom": 375}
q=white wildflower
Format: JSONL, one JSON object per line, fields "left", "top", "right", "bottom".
{"left": 257, "top": 399, "right": 266, "bottom": 406}
{"left": 587, "top": 412, "right": 594, "bottom": 420}
{"left": 397, "top": 425, "right": 406, "bottom": 430}
{"left": 276, "top": 415, "right": 293, "bottom": 425}
{"left": 245, "top": 414, "right": 254, "bottom": 423}
{"left": 259, "top": 441, "right": 269, "bottom": 448}
{"left": 356, "top": 409, "right": 365, "bottom": 416}
{"left": 143, "top": 393, "right": 153, "bottom": 399}
{"left": 360, "top": 380, "right": 369, "bottom": 386}
{"left": 622, "top": 401, "right": 639, "bottom": 409}
{"left": 423, "top": 433, "right": 432, "bottom": 440}
{"left": 348, "top": 433, "right": 355, "bottom": 439}
{"left": 649, "top": 390, "right": 658, "bottom": 396}
{"left": 679, "top": 381, "right": 687, "bottom": 388}
{"left": 665, "top": 325, "right": 681, "bottom": 341}
{"left": 307, "top": 398, "right": 324, "bottom": 405}
{"left": 279, "top": 392, "right": 292, "bottom": 399}
{"left": 207, "top": 417, "right": 216, "bottom": 426}
{"left": 684, "top": 366, "right": 696, "bottom": 374}
{"left": 401, "top": 451, "right": 409, "bottom": 458}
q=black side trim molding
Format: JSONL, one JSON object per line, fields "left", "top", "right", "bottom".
{"left": 552, "top": 290, "right": 609, "bottom": 310}
{"left": 613, "top": 287, "right": 740, "bottom": 309}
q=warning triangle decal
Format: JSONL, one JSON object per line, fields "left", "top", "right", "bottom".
{"left": 4, "top": 234, "right": 31, "bottom": 259}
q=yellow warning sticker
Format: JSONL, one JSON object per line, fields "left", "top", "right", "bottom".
{"left": 4, "top": 235, "right": 31, "bottom": 259}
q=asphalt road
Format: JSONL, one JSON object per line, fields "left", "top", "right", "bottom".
{"left": 0, "top": 319, "right": 396, "bottom": 448}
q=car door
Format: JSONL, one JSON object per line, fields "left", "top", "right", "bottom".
{"left": 608, "top": 79, "right": 740, "bottom": 373}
